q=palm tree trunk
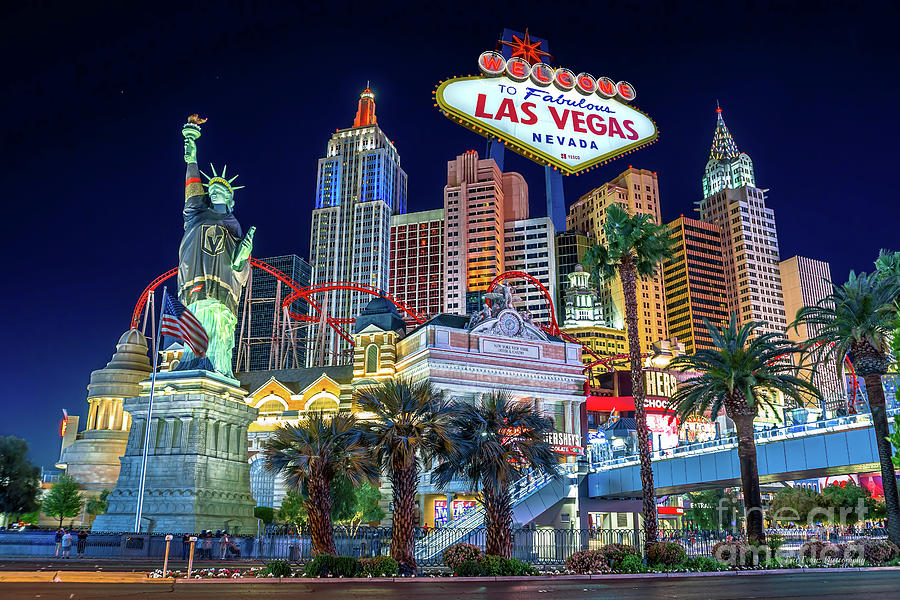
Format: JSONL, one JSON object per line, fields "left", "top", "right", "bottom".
{"left": 484, "top": 484, "right": 513, "bottom": 557}
{"left": 307, "top": 477, "right": 336, "bottom": 556}
{"left": 864, "top": 373, "right": 900, "bottom": 545}
{"left": 733, "top": 413, "right": 765, "bottom": 544}
{"left": 619, "top": 259, "right": 657, "bottom": 552}
{"left": 390, "top": 461, "right": 417, "bottom": 572}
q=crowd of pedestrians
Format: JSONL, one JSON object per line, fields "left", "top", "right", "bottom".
{"left": 181, "top": 530, "right": 242, "bottom": 560}
{"left": 53, "top": 528, "right": 89, "bottom": 559}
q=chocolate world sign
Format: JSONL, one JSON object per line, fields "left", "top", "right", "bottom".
{"left": 435, "top": 51, "right": 658, "bottom": 175}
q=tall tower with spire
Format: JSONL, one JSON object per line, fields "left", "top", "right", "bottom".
{"left": 308, "top": 87, "right": 407, "bottom": 365}
{"left": 698, "top": 106, "right": 787, "bottom": 337}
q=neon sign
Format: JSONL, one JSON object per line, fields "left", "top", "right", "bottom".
{"left": 434, "top": 51, "right": 657, "bottom": 175}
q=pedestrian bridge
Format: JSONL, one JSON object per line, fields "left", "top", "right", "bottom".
{"left": 587, "top": 409, "right": 899, "bottom": 497}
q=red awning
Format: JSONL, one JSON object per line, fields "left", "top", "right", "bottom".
{"left": 586, "top": 395, "right": 676, "bottom": 415}
{"left": 586, "top": 396, "right": 635, "bottom": 412}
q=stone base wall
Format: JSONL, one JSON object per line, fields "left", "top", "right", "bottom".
{"left": 92, "top": 370, "right": 258, "bottom": 534}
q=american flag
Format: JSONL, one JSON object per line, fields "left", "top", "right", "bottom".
{"left": 161, "top": 292, "right": 208, "bottom": 357}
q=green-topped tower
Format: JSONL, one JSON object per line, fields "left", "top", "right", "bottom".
{"left": 702, "top": 103, "right": 756, "bottom": 198}
{"left": 697, "top": 105, "right": 787, "bottom": 337}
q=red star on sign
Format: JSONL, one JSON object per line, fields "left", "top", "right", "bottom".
{"left": 499, "top": 29, "right": 552, "bottom": 65}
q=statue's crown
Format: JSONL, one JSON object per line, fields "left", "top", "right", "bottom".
{"left": 199, "top": 163, "right": 244, "bottom": 194}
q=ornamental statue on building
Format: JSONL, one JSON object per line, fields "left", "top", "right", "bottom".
{"left": 467, "top": 283, "right": 547, "bottom": 341}
{"left": 176, "top": 116, "right": 255, "bottom": 377}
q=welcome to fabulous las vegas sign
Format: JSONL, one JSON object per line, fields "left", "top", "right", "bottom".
{"left": 434, "top": 50, "right": 658, "bottom": 175}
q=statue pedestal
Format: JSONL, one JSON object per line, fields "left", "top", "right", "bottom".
{"left": 92, "top": 370, "right": 259, "bottom": 534}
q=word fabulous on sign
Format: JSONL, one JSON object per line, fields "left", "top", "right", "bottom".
{"left": 434, "top": 51, "right": 658, "bottom": 175}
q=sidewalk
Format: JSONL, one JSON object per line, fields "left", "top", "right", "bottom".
{"left": 0, "top": 558, "right": 263, "bottom": 572}
{"left": 1, "top": 566, "right": 899, "bottom": 584}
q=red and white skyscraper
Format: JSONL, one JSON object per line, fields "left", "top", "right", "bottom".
{"left": 442, "top": 150, "right": 556, "bottom": 324}
{"left": 308, "top": 88, "right": 407, "bottom": 365}
{"left": 389, "top": 209, "right": 445, "bottom": 324}
{"left": 443, "top": 150, "right": 526, "bottom": 314}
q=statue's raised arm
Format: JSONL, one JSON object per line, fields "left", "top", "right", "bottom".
{"left": 182, "top": 115, "right": 207, "bottom": 218}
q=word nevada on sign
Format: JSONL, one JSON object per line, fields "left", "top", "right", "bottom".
{"left": 434, "top": 51, "right": 658, "bottom": 175}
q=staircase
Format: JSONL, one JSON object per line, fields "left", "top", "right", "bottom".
{"left": 414, "top": 464, "right": 579, "bottom": 563}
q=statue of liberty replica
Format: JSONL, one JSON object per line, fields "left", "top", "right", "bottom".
{"left": 92, "top": 117, "right": 258, "bottom": 534}
{"left": 176, "top": 115, "right": 255, "bottom": 377}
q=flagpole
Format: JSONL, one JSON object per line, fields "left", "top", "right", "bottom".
{"left": 135, "top": 286, "right": 166, "bottom": 533}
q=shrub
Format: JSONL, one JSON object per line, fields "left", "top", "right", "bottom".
{"left": 766, "top": 533, "right": 785, "bottom": 555}
{"left": 263, "top": 560, "right": 292, "bottom": 577}
{"left": 443, "top": 543, "right": 484, "bottom": 570}
{"left": 565, "top": 550, "right": 608, "bottom": 574}
{"left": 454, "top": 560, "right": 484, "bottom": 577}
{"left": 684, "top": 556, "right": 726, "bottom": 572}
{"left": 647, "top": 541, "right": 687, "bottom": 566}
{"left": 843, "top": 539, "right": 899, "bottom": 565}
{"left": 479, "top": 554, "right": 507, "bottom": 576}
{"left": 799, "top": 541, "right": 841, "bottom": 563}
{"left": 502, "top": 557, "right": 539, "bottom": 576}
{"left": 303, "top": 554, "right": 361, "bottom": 577}
{"left": 617, "top": 554, "right": 649, "bottom": 573}
{"left": 597, "top": 543, "right": 640, "bottom": 568}
{"left": 712, "top": 541, "right": 762, "bottom": 566}
{"left": 359, "top": 555, "right": 399, "bottom": 577}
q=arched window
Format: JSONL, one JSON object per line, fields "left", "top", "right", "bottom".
{"left": 307, "top": 395, "right": 340, "bottom": 411}
{"left": 250, "top": 458, "right": 275, "bottom": 508}
{"left": 257, "top": 399, "right": 285, "bottom": 414}
{"left": 365, "top": 344, "right": 379, "bottom": 373}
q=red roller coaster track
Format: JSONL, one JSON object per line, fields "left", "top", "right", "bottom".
{"left": 131, "top": 259, "right": 427, "bottom": 348}
{"left": 132, "top": 265, "right": 858, "bottom": 405}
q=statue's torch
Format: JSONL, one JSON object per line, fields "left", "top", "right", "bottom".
{"left": 182, "top": 121, "right": 202, "bottom": 142}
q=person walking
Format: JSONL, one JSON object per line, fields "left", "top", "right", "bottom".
{"left": 54, "top": 528, "right": 64, "bottom": 557}
{"left": 220, "top": 532, "right": 230, "bottom": 560}
{"left": 61, "top": 530, "right": 73, "bottom": 559}
{"left": 182, "top": 533, "right": 191, "bottom": 560}
{"left": 76, "top": 530, "right": 88, "bottom": 559}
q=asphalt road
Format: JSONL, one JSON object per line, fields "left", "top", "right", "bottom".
{"left": 2, "top": 571, "right": 899, "bottom": 599}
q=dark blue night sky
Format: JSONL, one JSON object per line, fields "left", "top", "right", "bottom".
{"left": 2, "top": 1, "right": 898, "bottom": 467}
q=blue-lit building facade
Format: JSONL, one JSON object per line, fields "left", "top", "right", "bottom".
{"left": 308, "top": 88, "right": 407, "bottom": 365}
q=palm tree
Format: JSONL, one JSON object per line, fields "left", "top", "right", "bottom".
{"left": 793, "top": 270, "right": 900, "bottom": 544}
{"left": 432, "top": 390, "right": 558, "bottom": 558}
{"left": 668, "top": 314, "right": 817, "bottom": 543}
{"left": 263, "top": 411, "right": 378, "bottom": 556}
{"left": 355, "top": 379, "right": 463, "bottom": 573}
{"left": 582, "top": 203, "right": 673, "bottom": 551}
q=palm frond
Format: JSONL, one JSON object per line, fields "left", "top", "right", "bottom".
{"left": 581, "top": 203, "right": 674, "bottom": 285}
{"left": 668, "top": 313, "right": 819, "bottom": 423}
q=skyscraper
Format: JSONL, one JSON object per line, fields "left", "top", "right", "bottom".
{"left": 662, "top": 216, "right": 729, "bottom": 354}
{"left": 555, "top": 231, "right": 593, "bottom": 324}
{"left": 780, "top": 255, "right": 843, "bottom": 401}
{"left": 503, "top": 217, "right": 556, "bottom": 325}
{"left": 566, "top": 167, "right": 668, "bottom": 354}
{"left": 443, "top": 150, "right": 527, "bottom": 314}
{"left": 308, "top": 88, "right": 407, "bottom": 365}
{"left": 698, "top": 107, "right": 786, "bottom": 336}
{"left": 389, "top": 209, "right": 445, "bottom": 324}
{"left": 234, "top": 254, "right": 311, "bottom": 372}
{"left": 559, "top": 265, "right": 629, "bottom": 389}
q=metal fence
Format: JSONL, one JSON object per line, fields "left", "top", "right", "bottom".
{"left": 0, "top": 527, "right": 887, "bottom": 566}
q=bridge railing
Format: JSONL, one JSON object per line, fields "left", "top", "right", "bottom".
{"left": 588, "top": 407, "right": 900, "bottom": 471}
